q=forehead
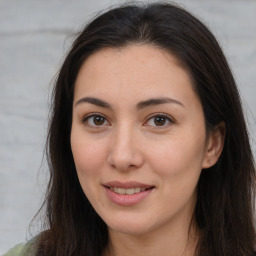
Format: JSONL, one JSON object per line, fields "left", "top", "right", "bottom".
{"left": 73, "top": 45, "right": 198, "bottom": 107}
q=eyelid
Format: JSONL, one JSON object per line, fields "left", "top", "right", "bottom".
{"left": 143, "top": 113, "right": 175, "bottom": 127}
{"left": 81, "top": 112, "right": 110, "bottom": 128}
{"left": 80, "top": 112, "right": 175, "bottom": 129}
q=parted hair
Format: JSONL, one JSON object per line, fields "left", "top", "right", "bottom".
{"left": 35, "top": 2, "right": 256, "bottom": 256}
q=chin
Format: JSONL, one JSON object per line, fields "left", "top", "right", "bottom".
{"left": 108, "top": 223, "right": 151, "bottom": 236}
{"left": 102, "top": 212, "right": 159, "bottom": 236}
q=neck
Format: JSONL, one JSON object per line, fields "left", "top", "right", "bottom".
{"left": 103, "top": 219, "right": 199, "bottom": 256}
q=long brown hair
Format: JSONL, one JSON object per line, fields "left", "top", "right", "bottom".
{"left": 35, "top": 2, "right": 256, "bottom": 256}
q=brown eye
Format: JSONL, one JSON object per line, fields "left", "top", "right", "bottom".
{"left": 145, "top": 114, "right": 173, "bottom": 128}
{"left": 154, "top": 116, "right": 167, "bottom": 126}
{"left": 83, "top": 114, "right": 109, "bottom": 128}
{"left": 93, "top": 115, "right": 105, "bottom": 126}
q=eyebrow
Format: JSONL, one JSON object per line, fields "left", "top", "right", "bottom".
{"left": 75, "top": 97, "right": 112, "bottom": 109}
{"left": 75, "top": 96, "right": 184, "bottom": 109}
{"left": 136, "top": 97, "right": 184, "bottom": 110}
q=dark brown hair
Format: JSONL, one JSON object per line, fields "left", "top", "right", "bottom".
{"left": 35, "top": 2, "right": 256, "bottom": 256}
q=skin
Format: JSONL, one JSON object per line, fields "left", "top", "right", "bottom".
{"left": 71, "top": 45, "right": 225, "bottom": 256}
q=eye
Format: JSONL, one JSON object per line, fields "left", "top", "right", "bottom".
{"left": 82, "top": 114, "right": 109, "bottom": 128}
{"left": 145, "top": 114, "right": 174, "bottom": 127}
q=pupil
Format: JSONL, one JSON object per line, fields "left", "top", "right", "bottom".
{"left": 93, "top": 116, "right": 104, "bottom": 125}
{"left": 154, "top": 116, "right": 166, "bottom": 126}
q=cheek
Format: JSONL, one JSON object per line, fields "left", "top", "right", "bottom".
{"left": 71, "top": 126, "right": 105, "bottom": 168}
{"left": 70, "top": 129, "right": 107, "bottom": 189}
{"left": 71, "top": 134, "right": 107, "bottom": 206}
{"left": 147, "top": 134, "right": 205, "bottom": 213}
{"left": 72, "top": 143, "right": 96, "bottom": 172}
{"left": 146, "top": 131, "right": 206, "bottom": 182}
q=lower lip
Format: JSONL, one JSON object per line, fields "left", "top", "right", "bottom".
{"left": 104, "top": 187, "right": 154, "bottom": 206}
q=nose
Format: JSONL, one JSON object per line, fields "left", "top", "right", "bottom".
{"left": 107, "top": 125, "right": 144, "bottom": 171}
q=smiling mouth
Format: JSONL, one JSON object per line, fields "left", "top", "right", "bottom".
{"left": 104, "top": 185, "right": 155, "bottom": 195}
{"left": 103, "top": 182, "right": 155, "bottom": 206}
{"left": 106, "top": 187, "right": 153, "bottom": 195}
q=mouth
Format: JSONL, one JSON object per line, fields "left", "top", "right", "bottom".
{"left": 103, "top": 181, "right": 155, "bottom": 206}
{"left": 104, "top": 186, "right": 154, "bottom": 195}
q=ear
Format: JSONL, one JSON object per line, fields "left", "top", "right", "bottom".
{"left": 202, "top": 122, "right": 226, "bottom": 169}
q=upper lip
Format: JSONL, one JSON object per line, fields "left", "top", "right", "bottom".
{"left": 103, "top": 181, "right": 154, "bottom": 189}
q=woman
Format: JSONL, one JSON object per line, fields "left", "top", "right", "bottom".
{"left": 4, "top": 2, "right": 255, "bottom": 256}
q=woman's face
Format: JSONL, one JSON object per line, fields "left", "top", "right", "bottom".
{"left": 71, "top": 45, "right": 213, "bottom": 236}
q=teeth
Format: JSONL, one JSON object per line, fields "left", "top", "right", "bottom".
{"left": 126, "top": 188, "right": 134, "bottom": 195}
{"left": 110, "top": 187, "right": 147, "bottom": 195}
{"left": 116, "top": 188, "right": 126, "bottom": 194}
{"left": 134, "top": 187, "right": 140, "bottom": 193}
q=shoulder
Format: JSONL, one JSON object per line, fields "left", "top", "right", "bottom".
{"left": 3, "top": 243, "right": 24, "bottom": 256}
{"left": 3, "top": 236, "right": 38, "bottom": 256}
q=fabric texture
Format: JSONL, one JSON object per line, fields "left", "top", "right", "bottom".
{"left": 3, "top": 237, "right": 37, "bottom": 256}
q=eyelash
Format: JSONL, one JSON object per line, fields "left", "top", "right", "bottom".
{"left": 82, "top": 113, "right": 110, "bottom": 128}
{"left": 144, "top": 113, "right": 174, "bottom": 128}
{"left": 81, "top": 113, "right": 175, "bottom": 129}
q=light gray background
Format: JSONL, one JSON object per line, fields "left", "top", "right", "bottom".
{"left": 0, "top": 0, "right": 255, "bottom": 254}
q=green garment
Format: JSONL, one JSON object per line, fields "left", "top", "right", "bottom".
{"left": 3, "top": 237, "right": 37, "bottom": 256}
